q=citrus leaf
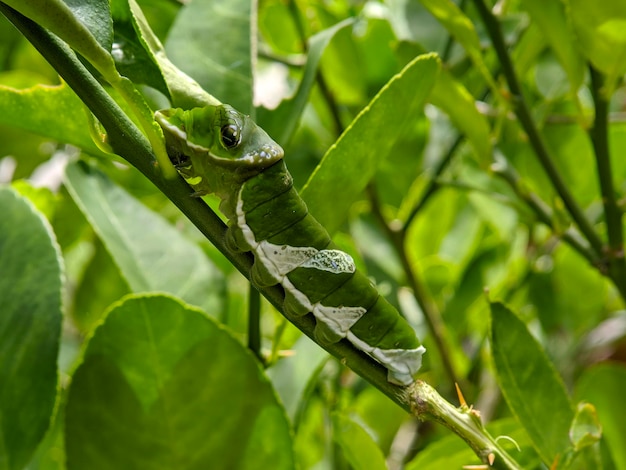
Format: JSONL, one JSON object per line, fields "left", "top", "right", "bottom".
{"left": 418, "top": 0, "right": 496, "bottom": 91}
{"left": 569, "top": 402, "right": 602, "bottom": 452}
{"left": 430, "top": 69, "right": 492, "bottom": 164}
{"left": 109, "top": 0, "right": 170, "bottom": 97}
{"left": 2, "top": 0, "right": 117, "bottom": 79}
{"left": 64, "top": 161, "right": 225, "bottom": 316}
{"left": 165, "top": 0, "right": 253, "bottom": 114}
{"left": 576, "top": 363, "right": 626, "bottom": 470}
{"left": 490, "top": 302, "right": 574, "bottom": 465}
{"left": 300, "top": 53, "right": 440, "bottom": 234}
{"left": 0, "top": 188, "right": 62, "bottom": 470}
{"left": 257, "top": 18, "right": 354, "bottom": 146}
{"left": 566, "top": 0, "right": 626, "bottom": 95}
{"left": 0, "top": 83, "right": 102, "bottom": 154}
{"left": 65, "top": 294, "right": 295, "bottom": 470}
{"left": 332, "top": 413, "right": 387, "bottom": 470}
{"left": 520, "top": 0, "right": 585, "bottom": 91}
{"left": 267, "top": 336, "right": 328, "bottom": 421}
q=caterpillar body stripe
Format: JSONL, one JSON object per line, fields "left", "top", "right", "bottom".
{"left": 156, "top": 104, "right": 426, "bottom": 385}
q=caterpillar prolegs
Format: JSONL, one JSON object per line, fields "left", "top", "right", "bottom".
{"left": 155, "top": 104, "right": 426, "bottom": 385}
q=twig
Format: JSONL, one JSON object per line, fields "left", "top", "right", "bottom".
{"left": 248, "top": 284, "right": 263, "bottom": 363}
{"left": 410, "top": 380, "right": 523, "bottom": 470}
{"left": 492, "top": 158, "right": 600, "bottom": 267}
{"left": 471, "top": 0, "right": 606, "bottom": 259}
{"left": 589, "top": 66, "right": 626, "bottom": 297}
{"left": 404, "top": 134, "right": 464, "bottom": 229}
{"left": 257, "top": 43, "right": 306, "bottom": 68}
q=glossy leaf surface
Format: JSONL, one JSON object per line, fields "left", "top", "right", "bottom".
{"left": 300, "top": 53, "right": 439, "bottom": 234}
{"left": 65, "top": 294, "right": 295, "bottom": 470}
{"left": 0, "top": 188, "right": 62, "bottom": 470}
{"left": 490, "top": 302, "right": 574, "bottom": 465}
{"left": 64, "top": 161, "right": 225, "bottom": 315}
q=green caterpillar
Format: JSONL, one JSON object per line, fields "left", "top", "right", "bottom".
{"left": 155, "top": 104, "right": 426, "bottom": 385}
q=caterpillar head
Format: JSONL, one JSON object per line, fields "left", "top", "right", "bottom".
{"left": 156, "top": 104, "right": 284, "bottom": 176}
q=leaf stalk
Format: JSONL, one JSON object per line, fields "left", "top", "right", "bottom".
{"left": 589, "top": 66, "right": 626, "bottom": 298}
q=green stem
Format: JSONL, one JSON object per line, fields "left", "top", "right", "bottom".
{"left": 471, "top": 0, "right": 606, "bottom": 259}
{"left": 248, "top": 284, "right": 263, "bottom": 363}
{"left": 404, "top": 133, "right": 464, "bottom": 229}
{"left": 287, "top": 0, "right": 307, "bottom": 53}
{"left": 411, "top": 380, "right": 523, "bottom": 470}
{"left": 589, "top": 66, "right": 626, "bottom": 298}
{"left": 316, "top": 70, "right": 345, "bottom": 139}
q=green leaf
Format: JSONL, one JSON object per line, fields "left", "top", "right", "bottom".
{"left": 71, "top": 238, "right": 131, "bottom": 333}
{"left": 0, "top": 188, "right": 62, "bottom": 470}
{"left": 430, "top": 69, "right": 492, "bottom": 164}
{"left": 0, "top": 13, "right": 22, "bottom": 69}
{"left": 123, "top": 0, "right": 214, "bottom": 109}
{"left": 257, "top": 0, "right": 301, "bottom": 53}
{"left": 490, "top": 302, "right": 574, "bottom": 465}
{"left": 2, "top": 0, "right": 118, "bottom": 80}
{"left": 0, "top": 83, "right": 102, "bottom": 154}
{"left": 317, "top": 13, "right": 367, "bottom": 106}
{"left": 4, "top": 0, "right": 174, "bottom": 179}
{"left": 267, "top": 336, "right": 328, "bottom": 421}
{"left": 24, "top": 389, "right": 66, "bottom": 470}
{"left": 165, "top": 0, "right": 253, "bottom": 114}
{"left": 569, "top": 402, "right": 602, "bottom": 452}
{"left": 565, "top": 0, "right": 626, "bottom": 96}
{"left": 112, "top": 73, "right": 177, "bottom": 178}
{"left": 332, "top": 413, "right": 387, "bottom": 470}
{"left": 64, "top": 161, "right": 225, "bottom": 316}
{"left": 108, "top": 0, "right": 170, "bottom": 97}
{"left": 11, "top": 180, "right": 57, "bottom": 221}
{"left": 528, "top": 245, "right": 608, "bottom": 334}
{"left": 300, "top": 53, "right": 440, "bottom": 234}
{"left": 576, "top": 363, "right": 626, "bottom": 470}
{"left": 64, "top": 0, "right": 113, "bottom": 51}
{"left": 520, "top": 0, "right": 585, "bottom": 92}
{"left": 65, "top": 294, "right": 295, "bottom": 470}
{"left": 49, "top": 186, "right": 89, "bottom": 252}
{"left": 418, "top": 0, "right": 496, "bottom": 91}
{"left": 533, "top": 51, "right": 572, "bottom": 100}
{"left": 511, "top": 21, "right": 548, "bottom": 77}
{"left": 257, "top": 18, "right": 354, "bottom": 146}
{"left": 353, "top": 387, "right": 408, "bottom": 456}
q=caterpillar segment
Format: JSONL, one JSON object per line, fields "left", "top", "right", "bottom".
{"left": 156, "top": 104, "right": 426, "bottom": 386}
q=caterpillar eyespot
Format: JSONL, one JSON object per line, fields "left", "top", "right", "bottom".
{"left": 220, "top": 124, "right": 240, "bottom": 149}
{"left": 155, "top": 104, "right": 426, "bottom": 386}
